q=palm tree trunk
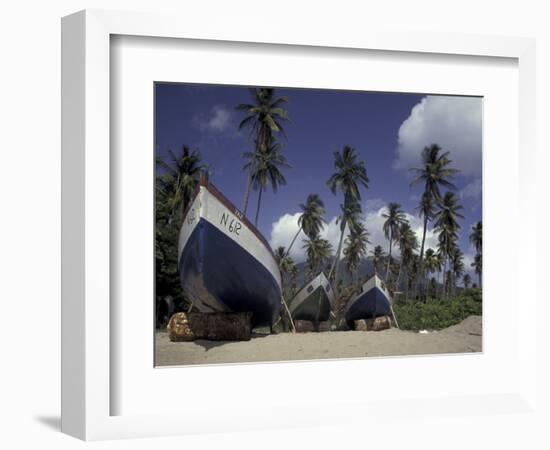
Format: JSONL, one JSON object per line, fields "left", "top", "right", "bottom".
{"left": 328, "top": 223, "right": 346, "bottom": 288}
{"left": 442, "top": 257, "right": 448, "bottom": 300}
{"left": 385, "top": 233, "right": 393, "bottom": 283}
{"left": 396, "top": 259, "right": 403, "bottom": 293}
{"left": 242, "top": 174, "right": 252, "bottom": 216}
{"left": 478, "top": 270, "right": 482, "bottom": 289}
{"left": 254, "top": 185, "right": 263, "bottom": 227}
{"left": 284, "top": 226, "right": 302, "bottom": 258}
{"left": 418, "top": 215, "right": 428, "bottom": 284}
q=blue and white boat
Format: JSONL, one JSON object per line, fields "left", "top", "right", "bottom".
{"left": 178, "top": 178, "right": 282, "bottom": 327}
{"left": 289, "top": 272, "right": 334, "bottom": 326}
{"left": 344, "top": 274, "right": 394, "bottom": 324}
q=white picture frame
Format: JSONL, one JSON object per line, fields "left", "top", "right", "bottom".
{"left": 61, "top": 9, "right": 537, "bottom": 441}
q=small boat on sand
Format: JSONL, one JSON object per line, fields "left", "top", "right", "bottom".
{"left": 344, "top": 274, "right": 394, "bottom": 325}
{"left": 289, "top": 272, "right": 334, "bottom": 325}
{"left": 178, "top": 177, "right": 282, "bottom": 327}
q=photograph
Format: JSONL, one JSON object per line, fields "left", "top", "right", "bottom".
{"left": 154, "top": 83, "right": 483, "bottom": 366}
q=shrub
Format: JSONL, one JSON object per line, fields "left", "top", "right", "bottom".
{"left": 393, "top": 289, "right": 482, "bottom": 331}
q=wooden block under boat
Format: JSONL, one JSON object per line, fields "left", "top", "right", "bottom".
{"left": 168, "top": 311, "right": 252, "bottom": 341}
{"left": 294, "top": 320, "right": 330, "bottom": 333}
{"left": 354, "top": 316, "right": 392, "bottom": 332}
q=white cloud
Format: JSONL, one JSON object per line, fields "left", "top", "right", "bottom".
{"left": 268, "top": 212, "right": 303, "bottom": 261}
{"left": 193, "top": 105, "right": 233, "bottom": 133}
{"left": 269, "top": 200, "right": 439, "bottom": 264}
{"left": 394, "top": 96, "right": 482, "bottom": 177}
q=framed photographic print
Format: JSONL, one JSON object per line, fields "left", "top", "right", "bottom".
{"left": 152, "top": 82, "right": 483, "bottom": 367}
{"left": 62, "top": 9, "right": 537, "bottom": 441}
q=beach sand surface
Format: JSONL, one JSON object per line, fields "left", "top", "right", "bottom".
{"left": 155, "top": 315, "right": 482, "bottom": 366}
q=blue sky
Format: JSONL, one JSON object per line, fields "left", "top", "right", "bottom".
{"left": 155, "top": 83, "right": 482, "bottom": 277}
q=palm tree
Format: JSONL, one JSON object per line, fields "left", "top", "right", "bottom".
{"left": 434, "top": 191, "right": 464, "bottom": 297}
{"left": 242, "top": 138, "right": 290, "bottom": 227}
{"left": 451, "top": 248, "right": 465, "bottom": 296}
{"left": 413, "top": 192, "right": 437, "bottom": 295}
{"left": 326, "top": 146, "right": 369, "bottom": 285}
{"left": 410, "top": 144, "right": 460, "bottom": 204}
{"left": 382, "top": 202, "right": 407, "bottom": 282}
{"left": 155, "top": 145, "right": 206, "bottom": 225}
{"left": 396, "top": 222, "right": 418, "bottom": 294}
{"left": 275, "top": 246, "right": 296, "bottom": 279}
{"left": 406, "top": 254, "right": 420, "bottom": 300}
{"left": 436, "top": 227, "right": 459, "bottom": 298}
{"left": 303, "top": 235, "right": 333, "bottom": 281}
{"left": 428, "top": 277, "right": 438, "bottom": 298}
{"left": 410, "top": 144, "right": 459, "bottom": 293}
{"left": 424, "top": 248, "right": 438, "bottom": 279}
{"left": 469, "top": 221, "right": 482, "bottom": 254}
{"left": 343, "top": 222, "right": 370, "bottom": 285}
{"left": 370, "top": 245, "right": 386, "bottom": 276}
{"left": 284, "top": 194, "right": 326, "bottom": 258}
{"left": 469, "top": 221, "right": 482, "bottom": 290}
{"left": 237, "top": 88, "right": 289, "bottom": 215}
{"left": 463, "top": 273, "right": 472, "bottom": 289}
{"left": 471, "top": 253, "right": 482, "bottom": 288}
{"left": 434, "top": 250, "right": 444, "bottom": 292}
{"left": 274, "top": 245, "right": 297, "bottom": 297}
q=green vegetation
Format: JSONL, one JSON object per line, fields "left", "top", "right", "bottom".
{"left": 242, "top": 136, "right": 290, "bottom": 226}
{"left": 326, "top": 145, "right": 369, "bottom": 290}
{"left": 303, "top": 235, "right": 333, "bottom": 282}
{"left": 382, "top": 202, "right": 407, "bottom": 284}
{"left": 237, "top": 88, "right": 289, "bottom": 220}
{"left": 343, "top": 222, "right": 370, "bottom": 285}
{"left": 410, "top": 144, "right": 459, "bottom": 296}
{"left": 285, "top": 194, "right": 327, "bottom": 258}
{"left": 470, "top": 221, "right": 483, "bottom": 288}
{"left": 393, "top": 289, "right": 482, "bottom": 331}
{"left": 155, "top": 146, "right": 207, "bottom": 316}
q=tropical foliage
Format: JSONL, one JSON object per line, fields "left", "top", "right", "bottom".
{"left": 155, "top": 145, "right": 207, "bottom": 318}
{"left": 470, "top": 221, "right": 483, "bottom": 288}
{"left": 370, "top": 245, "right": 386, "bottom": 276}
{"left": 242, "top": 137, "right": 290, "bottom": 226}
{"left": 393, "top": 289, "right": 482, "bottom": 331}
{"left": 303, "top": 235, "right": 333, "bottom": 281}
{"left": 343, "top": 222, "right": 370, "bottom": 285}
{"left": 410, "top": 144, "right": 459, "bottom": 297}
{"left": 237, "top": 88, "right": 289, "bottom": 217}
{"left": 326, "top": 145, "right": 369, "bottom": 288}
{"left": 285, "top": 194, "right": 326, "bottom": 258}
{"left": 382, "top": 202, "right": 407, "bottom": 283}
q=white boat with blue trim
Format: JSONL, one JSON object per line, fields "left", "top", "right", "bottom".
{"left": 344, "top": 274, "right": 395, "bottom": 326}
{"left": 289, "top": 272, "right": 334, "bottom": 326}
{"left": 178, "top": 178, "right": 282, "bottom": 327}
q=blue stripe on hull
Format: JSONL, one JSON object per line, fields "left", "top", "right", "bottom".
{"left": 345, "top": 287, "right": 391, "bottom": 322}
{"left": 179, "top": 219, "right": 282, "bottom": 327}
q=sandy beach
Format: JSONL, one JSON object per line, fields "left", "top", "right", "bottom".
{"left": 155, "top": 315, "right": 482, "bottom": 366}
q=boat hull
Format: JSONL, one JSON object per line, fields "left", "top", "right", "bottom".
{"left": 344, "top": 275, "right": 392, "bottom": 323}
{"left": 289, "top": 273, "right": 334, "bottom": 323}
{"left": 178, "top": 183, "right": 282, "bottom": 327}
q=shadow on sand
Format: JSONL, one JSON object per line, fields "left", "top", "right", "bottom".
{"left": 193, "top": 333, "right": 269, "bottom": 351}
